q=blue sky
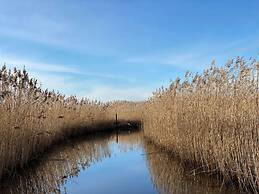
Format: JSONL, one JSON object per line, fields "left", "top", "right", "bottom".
{"left": 0, "top": 0, "right": 259, "bottom": 101}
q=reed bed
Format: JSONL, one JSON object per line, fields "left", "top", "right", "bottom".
{"left": 2, "top": 56, "right": 259, "bottom": 193}
{"left": 143, "top": 57, "right": 259, "bottom": 192}
{"left": 104, "top": 100, "right": 144, "bottom": 123}
{"left": 0, "top": 65, "right": 130, "bottom": 179}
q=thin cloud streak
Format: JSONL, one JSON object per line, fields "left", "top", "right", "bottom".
{"left": 124, "top": 37, "right": 259, "bottom": 71}
{"left": 0, "top": 55, "right": 134, "bottom": 82}
{"left": 29, "top": 72, "right": 152, "bottom": 101}
{"left": 0, "top": 1, "right": 121, "bottom": 56}
{"left": 80, "top": 84, "right": 152, "bottom": 102}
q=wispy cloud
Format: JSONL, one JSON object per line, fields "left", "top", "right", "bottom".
{"left": 30, "top": 74, "right": 152, "bottom": 101}
{"left": 0, "top": 5, "right": 70, "bottom": 50}
{"left": 80, "top": 84, "right": 152, "bottom": 102}
{"left": 0, "top": 54, "right": 134, "bottom": 82}
{"left": 26, "top": 68, "right": 153, "bottom": 101}
{"left": 124, "top": 37, "right": 259, "bottom": 71}
{"left": 0, "top": 54, "right": 142, "bottom": 100}
{"left": 125, "top": 52, "right": 206, "bottom": 70}
{"left": 29, "top": 71, "right": 78, "bottom": 93}
{"left": 1, "top": 57, "right": 78, "bottom": 74}
{"left": 0, "top": 1, "right": 120, "bottom": 56}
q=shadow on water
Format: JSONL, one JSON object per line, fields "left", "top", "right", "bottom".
{"left": 0, "top": 129, "right": 243, "bottom": 194}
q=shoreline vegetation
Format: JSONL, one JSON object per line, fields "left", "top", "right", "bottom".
{"left": 0, "top": 64, "right": 140, "bottom": 179}
{"left": 143, "top": 57, "right": 259, "bottom": 193}
{"left": 1, "top": 56, "right": 259, "bottom": 193}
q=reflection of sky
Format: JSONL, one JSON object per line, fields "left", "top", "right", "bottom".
{"left": 61, "top": 140, "right": 156, "bottom": 194}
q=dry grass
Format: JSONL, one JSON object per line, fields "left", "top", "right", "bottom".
{"left": 0, "top": 65, "right": 133, "bottom": 179}
{"left": 2, "top": 56, "right": 259, "bottom": 193}
{"left": 142, "top": 57, "right": 259, "bottom": 192}
{"left": 104, "top": 100, "right": 144, "bottom": 122}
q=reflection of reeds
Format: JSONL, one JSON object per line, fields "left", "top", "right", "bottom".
{"left": 144, "top": 141, "right": 239, "bottom": 194}
{"left": 143, "top": 57, "right": 259, "bottom": 192}
{"left": 0, "top": 130, "right": 142, "bottom": 194}
{"left": 114, "top": 130, "right": 144, "bottom": 152}
{"left": 0, "top": 65, "right": 141, "bottom": 180}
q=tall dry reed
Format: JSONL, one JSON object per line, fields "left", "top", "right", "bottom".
{"left": 143, "top": 57, "right": 259, "bottom": 192}
{"left": 2, "top": 56, "right": 259, "bottom": 193}
{"left": 0, "top": 65, "right": 130, "bottom": 179}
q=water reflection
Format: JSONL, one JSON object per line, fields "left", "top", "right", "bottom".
{"left": 144, "top": 141, "right": 240, "bottom": 194}
{"left": 0, "top": 130, "right": 148, "bottom": 194}
{"left": 0, "top": 132, "right": 113, "bottom": 194}
{"left": 0, "top": 130, "right": 241, "bottom": 194}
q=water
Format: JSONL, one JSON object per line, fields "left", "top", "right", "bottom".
{"left": 0, "top": 130, "right": 241, "bottom": 194}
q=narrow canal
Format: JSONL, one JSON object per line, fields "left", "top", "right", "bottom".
{"left": 0, "top": 129, "right": 241, "bottom": 194}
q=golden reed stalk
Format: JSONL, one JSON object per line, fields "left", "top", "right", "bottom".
{"left": 2, "top": 56, "right": 259, "bottom": 192}
{"left": 143, "top": 57, "right": 259, "bottom": 192}
{"left": 0, "top": 65, "right": 139, "bottom": 179}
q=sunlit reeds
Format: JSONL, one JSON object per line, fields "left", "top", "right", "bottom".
{"left": 143, "top": 57, "right": 259, "bottom": 192}
{"left": 2, "top": 56, "right": 259, "bottom": 193}
{"left": 0, "top": 65, "right": 135, "bottom": 179}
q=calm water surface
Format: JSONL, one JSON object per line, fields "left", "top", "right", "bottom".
{"left": 0, "top": 130, "right": 241, "bottom": 194}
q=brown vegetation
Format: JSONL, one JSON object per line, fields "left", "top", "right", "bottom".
{"left": 2, "top": 56, "right": 259, "bottom": 193}
{"left": 143, "top": 57, "right": 259, "bottom": 192}
{"left": 0, "top": 65, "right": 139, "bottom": 180}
